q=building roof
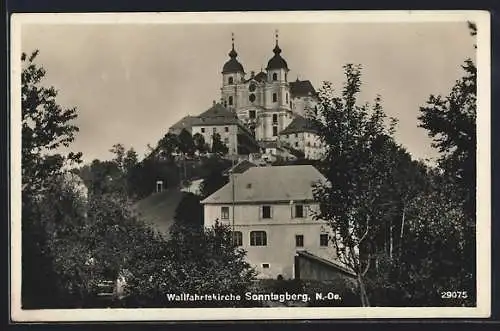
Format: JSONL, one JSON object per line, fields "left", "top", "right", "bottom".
{"left": 280, "top": 115, "right": 321, "bottom": 135}
{"left": 192, "top": 103, "right": 240, "bottom": 126}
{"left": 289, "top": 79, "right": 317, "bottom": 98}
{"left": 296, "top": 251, "right": 356, "bottom": 277}
{"left": 222, "top": 159, "right": 257, "bottom": 176}
{"left": 266, "top": 44, "right": 289, "bottom": 71}
{"left": 254, "top": 71, "right": 267, "bottom": 82}
{"left": 201, "top": 165, "right": 327, "bottom": 204}
{"left": 222, "top": 46, "right": 245, "bottom": 74}
{"left": 169, "top": 115, "right": 199, "bottom": 133}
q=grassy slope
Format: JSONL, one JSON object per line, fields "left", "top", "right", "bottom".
{"left": 134, "top": 188, "right": 185, "bottom": 237}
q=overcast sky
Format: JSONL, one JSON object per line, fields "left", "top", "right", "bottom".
{"left": 20, "top": 20, "right": 476, "bottom": 163}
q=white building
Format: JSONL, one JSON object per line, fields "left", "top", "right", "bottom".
{"left": 190, "top": 102, "right": 260, "bottom": 156}
{"left": 278, "top": 115, "right": 326, "bottom": 160}
{"left": 219, "top": 33, "right": 320, "bottom": 144}
{"left": 201, "top": 165, "right": 338, "bottom": 279}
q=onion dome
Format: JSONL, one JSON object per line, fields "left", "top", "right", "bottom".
{"left": 266, "top": 30, "right": 289, "bottom": 71}
{"left": 222, "top": 33, "right": 245, "bottom": 74}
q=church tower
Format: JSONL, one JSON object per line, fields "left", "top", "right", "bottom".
{"left": 265, "top": 30, "right": 291, "bottom": 111}
{"left": 221, "top": 33, "right": 245, "bottom": 111}
{"left": 256, "top": 30, "right": 292, "bottom": 141}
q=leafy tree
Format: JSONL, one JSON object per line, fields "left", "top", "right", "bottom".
{"left": 173, "top": 192, "right": 204, "bottom": 230}
{"left": 200, "top": 167, "right": 229, "bottom": 199}
{"left": 418, "top": 60, "right": 476, "bottom": 219}
{"left": 311, "top": 64, "right": 399, "bottom": 306}
{"left": 211, "top": 132, "right": 229, "bottom": 156}
{"left": 21, "top": 50, "right": 82, "bottom": 308}
{"left": 193, "top": 132, "right": 208, "bottom": 154}
{"left": 157, "top": 132, "right": 179, "bottom": 161}
{"left": 21, "top": 50, "right": 82, "bottom": 196}
{"left": 128, "top": 221, "right": 256, "bottom": 307}
{"left": 178, "top": 129, "right": 196, "bottom": 157}
{"left": 123, "top": 148, "right": 139, "bottom": 175}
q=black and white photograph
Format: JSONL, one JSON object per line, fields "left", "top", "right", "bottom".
{"left": 10, "top": 11, "right": 491, "bottom": 321}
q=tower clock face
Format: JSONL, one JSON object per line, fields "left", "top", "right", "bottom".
{"left": 249, "top": 83, "right": 256, "bottom": 92}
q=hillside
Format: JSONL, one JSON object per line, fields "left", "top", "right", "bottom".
{"left": 134, "top": 188, "right": 185, "bottom": 237}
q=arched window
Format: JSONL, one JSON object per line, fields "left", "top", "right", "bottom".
{"left": 228, "top": 76, "right": 234, "bottom": 85}
{"left": 250, "top": 231, "right": 267, "bottom": 246}
{"left": 228, "top": 96, "right": 233, "bottom": 106}
{"left": 272, "top": 93, "right": 277, "bottom": 103}
{"left": 232, "top": 231, "right": 243, "bottom": 246}
{"left": 286, "top": 93, "right": 289, "bottom": 104}
{"left": 272, "top": 73, "right": 278, "bottom": 81}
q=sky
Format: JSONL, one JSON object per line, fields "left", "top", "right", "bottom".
{"left": 19, "top": 18, "right": 476, "bottom": 164}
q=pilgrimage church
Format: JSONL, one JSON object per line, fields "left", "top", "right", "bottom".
{"left": 169, "top": 31, "right": 325, "bottom": 161}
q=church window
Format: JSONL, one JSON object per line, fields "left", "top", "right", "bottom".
{"left": 286, "top": 93, "right": 289, "bottom": 104}
{"left": 272, "top": 73, "right": 278, "bottom": 81}
{"left": 213, "top": 127, "right": 217, "bottom": 134}
{"left": 285, "top": 72, "right": 288, "bottom": 82}
{"left": 272, "top": 114, "right": 278, "bottom": 124}
{"left": 273, "top": 126, "right": 278, "bottom": 136}
{"left": 290, "top": 101, "right": 292, "bottom": 109}
{"left": 228, "top": 76, "right": 234, "bottom": 85}
{"left": 295, "top": 133, "right": 298, "bottom": 138}
{"left": 201, "top": 128, "right": 205, "bottom": 133}
{"left": 228, "top": 96, "right": 233, "bottom": 106}
{"left": 273, "top": 93, "right": 277, "bottom": 103}
{"left": 249, "top": 93, "right": 256, "bottom": 103}
{"left": 295, "top": 142, "right": 299, "bottom": 147}
{"left": 249, "top": 110, "right": 256, "bottom": 119}
{"left": 225, "top": 126, "right": 229, "bottom": 132}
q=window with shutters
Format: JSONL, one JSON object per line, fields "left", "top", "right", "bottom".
{"left": 295, "top": 234, "right": 304, "bottom": 247}
{"left": 221, "top": 206, "right": 229, "bottom": 219}
{"left": 250, "top": 231, "right": 267, "bottom": 246}
{"left": 262, "top": 205, "right": 272, "bottom": 219}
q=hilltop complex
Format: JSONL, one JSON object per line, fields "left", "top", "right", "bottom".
{"left": 169, "top": 32, "right": 326, "bottom": 162}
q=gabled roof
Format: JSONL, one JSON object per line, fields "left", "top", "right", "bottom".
{"left": 296, "top": 251, "right": 356, "bottom": 277}
{"left": 169, "top": 115, "right": 199, "bottom": 132}
{"left": 280, "top": 115, "right": 321, "bottom": 135}
{"left": 193, "top": 103, "right": 240, "bottom": 126}
{"left": 222, "top": 159, "right": 257, "bottom": 176}
{"left": 289, "top": 79, "right": 317, "bottom": 98}
{"left": 201, "top": 165, "right": 327, "bottom": 204}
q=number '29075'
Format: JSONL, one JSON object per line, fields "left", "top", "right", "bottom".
{"left": 441, "top": 291, "right": 468, "bottom": 299}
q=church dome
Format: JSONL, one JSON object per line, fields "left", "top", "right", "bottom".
{"left": 266, "top": 44, "right": 288, "bottom": 71}
{"left": 222, "top": 45, "right": 244, "bottom": 74}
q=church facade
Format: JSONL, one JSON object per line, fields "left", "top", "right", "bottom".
{"left": 168, "top": 32, "right": 325, "bottom": 160}
{"left": 220, "top": 33, "right": 319, "bottom": 145}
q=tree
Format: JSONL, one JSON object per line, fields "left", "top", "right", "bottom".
{"left": 21, "top": 50, "right": 82, "bottom": 308}
{"left": 418, "top": 59, "right": 476, "bottom": 219}
{"left": 193, "top": 132, "right": 208, "bottom": 155}
{"left": 178, "top": 129, "right": 196, "bottom": 157}
{"left": 157, "top": 132, "right": 179, "bottom": 161}
{"left": 173, "top": 192, "right": 204, "bottom": 230}
{"left": 200, "top": 167, "right": 229, "bottom": 199}
{"left": 211, "top": 132, "right": 229, "bottom": 156}
{"left": 311, "top": 64, "right": 399, "bottom": 306}
{"left": 21, "top": 50, "right": 82, "bottom": 196}
{"left": 128, "top": 221, "right": 257, "bottom": 307}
